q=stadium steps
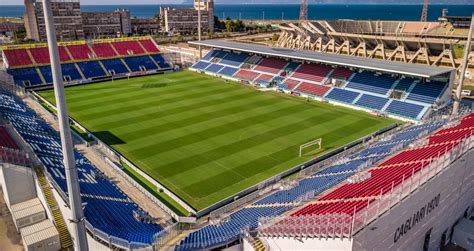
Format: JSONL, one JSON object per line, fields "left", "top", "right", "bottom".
{"left": 97, "top": 61, "right": 110, "bottom": 76}
{"left": 351, "top": 93, "right": 363, "bottom": 104}
{"left": 120, "top": 58, "right": 132, "bottom": 73}
{"left": 26, "top": 49, "right": 37, "bottom": 65}
{"left": 148, "top": 55, "right": 161, "bottom": 69}
{"left": 137, "top": 41, "right": 149, "bottom": 54}
{"left": 35, "top": 67, "right": 47, "bottom": 84}
{"left": 34, "top": 167, "right": 73, "bottom": 249}
{"left": 109, "top": 42, "right": 121, "bottom": 56}
{"left": 73, "top": 63, "right": 86, "bottom": 80}
{"left": 251, "top": 238, "right": 266, "bottom": 251}
{"left": 64, "top": 47, "right": 75, "bottom": 62}
{"left": 403, "top": 81, "right": 419, "bottom": 101}
{"left": 381, "top": 99, "right": 393, "bottom": 112}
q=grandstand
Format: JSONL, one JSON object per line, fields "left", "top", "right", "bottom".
{"left": 0, "top": 33, "right": 471, "bottom": 251}
{"left": 0, "top": 37, "right": 172, "bottom": 88}
{"left": 176, "top": 113, "right": 474, "bottom": 250}
{"left": 0, "top": 91, "right": 166, "bottom": 249}
{"left": 189, "top": 40, "right": 453, "bottom": 121}
{"left": 277, "top": 20, "right": 471, "bottom": 68}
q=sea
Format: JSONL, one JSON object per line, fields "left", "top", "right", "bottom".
{"left": 1, "top": 4, "right": 473, "bottom": 21}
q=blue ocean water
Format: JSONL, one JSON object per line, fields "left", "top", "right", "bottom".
{"left": 1, "top": 4, "right": 473, "bottom": 21}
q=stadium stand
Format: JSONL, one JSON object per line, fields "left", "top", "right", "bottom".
{"left": 394, "top": 77, "right": 415, "bottom": 91}
{"left": 90, "top": 42, "right": 118, "bottom": 58}
{"left": 219, "top": 52, "right": 249, "bottom": 67}
{"left": 205, "top": 64, "right": 224, "bottom": 74}
{"left": 77, "top": 61, "right": 107, "bottom": 78}
{"left": 385, "top": 100, "right": 425, "bottom": 119}
{"left": 61, "top": 63, "right": 82, "bottom": 81}
{"left": 295, "top": 82, "right": 331, "bottom": 96}
{"left": 355, "top": 94, "right": 390, "bottom": 110}
{"left": 29, "top": 47, "right": 51, "bottom": 65}
{"left": 100, "top": 58, "right": 130, "bottom": 75}
{"left": 190, "top": 49, "right": 450, "bottom": 121}
{"left": 7, "top": 67, "right": 43, "bottom": 87}
{"left": 330, "top": 67, "right": 354, "bottom": 79}
{"left": 234, "top": 69, "right": 260, "bottom": 81}
{"left": 67, "top": 44, "right": 94, "bottom": 60}
{"left": 287, "top": 113, "right": 473, "bottom": 227}
{"left": 150, "top": 54, "right": 171, "bottom": 69}
{"left": 175, "top": 118, "right": 449, "bottom": 250}
{"left": 123, "top": 56, "right": 157, "bottom": 72}
{"left": 192, "top": 61, "right": 211, "bottom": 71}
{"left": 291, "top": 64, "right": 332, "bottom": 83}
{"left": 254, "top": 58, "right": 288, "bottom": 74}
{"left": 139, "top": 39, "right": 160, "bottom": 53}
{"left": 218, "top": 66, "right": 239, "bottom": 77}
{"left": 0, "top": 126, "right": 19, "bottom": 150}
{"left": 111, "top": 41, "right": 146, "bottom": 56}
{"left": 2, "top": 38, "right": 171, "bottom": 87}
{"left": 346, "top": 72, "right": 396, "bottom": 95}
{"left": 406, "top": 81, "right": 447, "bottom": 104}
{"left": 325, "top": 88, "right": 360, "bottom": 103}
{"left": 58, "top": 46, "right": 72, "bottom": 62}
{"left": 3, "top": 48, "right": 33, "bottom": 67}
{"left": 0, "top": 91, "right": 164, "bottom": 247}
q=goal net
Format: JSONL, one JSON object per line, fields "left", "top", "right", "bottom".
{"left": 299, "top": 138, "right": 322, "bottom": 157}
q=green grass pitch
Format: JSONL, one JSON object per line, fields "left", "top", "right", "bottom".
{"left": 38, "top": 70, "right": 395, "bottom": 211}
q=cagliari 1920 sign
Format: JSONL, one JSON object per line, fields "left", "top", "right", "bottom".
{"left": 393, "top": 193, "right": 441, "bottom": 243}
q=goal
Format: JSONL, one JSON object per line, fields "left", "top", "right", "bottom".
{"left": 299, "top": 138, "right": 322, "bottom": 157}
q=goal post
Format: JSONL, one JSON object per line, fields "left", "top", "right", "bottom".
{"left": 299, "top": 138, "right": 322, "bottom": 157}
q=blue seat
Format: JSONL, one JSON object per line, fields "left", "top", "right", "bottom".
{"left": 325, "top": 88, "right": 360, "bottom": 103}
{"left": 394, "top": 78, "right": 415, "bottom": 91}
{"left": 7, "top": 67, "right": 43, "bottom": 87}
{"left": 205, "top": 64, "right": 224, "bottom": 73}
{"left": 219, "top": 52, "right": 249, "bottom": 67}
{"left": 123, "top": 56, "right": 157, "bottom": 72}
{"left": 100, "top": 58, "right": 129, "bottom": 74}
{"left": 77, "top": 61, "right": 107, "bottom": 79}
{"left": 355, "top": 94, "right": 389, "bottom": 110}
{"left": 406, "top": 81, "right": 446, "bottom": 104}
{"left": 150, "top": 54, "right": 171, "bottom": 68}
{"left": 385, "top": 100, "right": 425, "bottom": 119}
{"left": 218, "top": 66, "right": 238, "bottom": 76}
{"left": 0, "top": 92, "right": 164, "bottom": 245}
{"left": 346, "top": 72, "right": 396, "bottom": 95}
{"left": 191, "top": 61, "right": 210, "bottom": 70}
{"left": 61, "top": 63, "right": 82, "bottom": 81}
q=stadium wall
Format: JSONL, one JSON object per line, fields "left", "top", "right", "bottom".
{"left": 352, "top": 149, "right": 474, "bottom": 251}
{"left": 259, "top": 149, "right": 474, "bottom": 251}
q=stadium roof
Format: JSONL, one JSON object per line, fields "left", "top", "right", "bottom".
{"left": 189, "top": 40, "right": 454, "bottom": 78}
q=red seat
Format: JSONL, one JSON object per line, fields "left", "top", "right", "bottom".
{"left": 254, "top": 58, "right": 288, "bottom": 74}
{"left": 292, "top": 64, "right": 332, "bottom": 83}
{"left": 3, "top": 49, "right": 33, "bottom": 67}
{"left": 111, "top": 41, "right": 145, "bottom": 56}
{"left": 90, "top": 43, "right": 117, "bottom": 58}
{"left": 139, "top": 39, "right": 160, "bottom": 53}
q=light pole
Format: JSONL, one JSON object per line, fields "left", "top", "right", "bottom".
{"left": 197, "top": 0, "right": 202, "bottom": 59}
{"left": 453, "top": 13, "right": 474, "bottom": 115}
{"left": 41, "top": 0, "right": 88, "bottom": 250}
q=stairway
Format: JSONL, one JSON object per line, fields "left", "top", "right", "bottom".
{"left": 35, "top": 167, "right": 73, "bottom": 249}
{"left": 251, "top": 238, "right": 266, "bottom": 251}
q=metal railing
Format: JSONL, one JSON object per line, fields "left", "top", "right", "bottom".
{"left": 257, "top": 132, "right": 473, "bottom": 240}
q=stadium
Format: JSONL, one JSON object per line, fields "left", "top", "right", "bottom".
{"left": 0, "top": 15, "right": 473, "bottom": 251}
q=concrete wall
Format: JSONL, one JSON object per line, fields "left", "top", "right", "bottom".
{"left": 353, "top": 149, "right": 474, "bottom": 251}
{"left": 0, "top": 164, "right": 37, "bottom": 208}
{"left": 262, "top": 236, "right": 352, "bottom": 251}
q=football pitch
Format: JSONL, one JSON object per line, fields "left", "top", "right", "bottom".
{"left": 38, "top": 70, "right": 395, "bottom": 211}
